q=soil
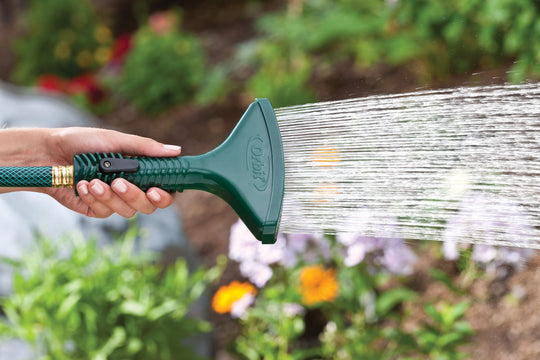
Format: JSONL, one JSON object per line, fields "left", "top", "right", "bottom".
{"left": 1, "top": 1, "right": 539, "bottom": 359}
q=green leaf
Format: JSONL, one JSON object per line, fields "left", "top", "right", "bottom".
{"left": 424, "top": 303, "right": 444, "bottom": 326}
{"left": 57, "top": 293, "right": 81, "bottom": 319}
{"left": 444, "top": 301, "right": 470, "bottom": 325}
{"left": 436, "top": 332, "right": 467, "bottom": 348}
{"left": 453, "top": 321, "right": 474, "bottom": 335}
{"left": 148, "top": 299, "right": 179, "bottom": 320}
{"left": 93, "top": 326, "right": 126, "bottom": 360}
{"left": 376, "top": 287, "right": 417, "bottom": 317}
{"left": 429, "top": 268, "right": 463, "bottom": 294}
{"left": 119, "top": 300, "right": 148, "bottom": 316}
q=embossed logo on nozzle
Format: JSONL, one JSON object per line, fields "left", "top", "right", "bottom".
{"left": 247, "top": 136, "right": 270, "bottom": 191}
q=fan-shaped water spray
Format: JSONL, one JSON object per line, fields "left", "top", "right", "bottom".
{"left": 277, "top": 83, "right": 540, "bottom": 249}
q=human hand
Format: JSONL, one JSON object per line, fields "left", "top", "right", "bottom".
{"left": 42, "top": 127, "right": 181, "bottom": 218}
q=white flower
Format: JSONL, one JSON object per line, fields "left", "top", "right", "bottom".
{"left": 343, "top": 241, "right": 368, "bottom": 267}
{"left": 239, "top": 261, "right": 273, "bottom": 288}
{"left": 471, "top": 244, "right": 497, "bottom": 264}
{"left": 282, "top": 303, "right": 305, "bottom": 317}
{"left": 442, "top": 240, "right": 460, "bottom": 261}
{"left": 229, "top": 220, "right": 259, "bottom": 263}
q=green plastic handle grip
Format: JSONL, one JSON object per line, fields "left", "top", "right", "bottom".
{"left": 74, "top": 153, "right": 188, "bottom": 193}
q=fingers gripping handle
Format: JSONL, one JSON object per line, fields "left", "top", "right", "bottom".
{"left": 74, "top": 153, "right": 188, "bottom": 193}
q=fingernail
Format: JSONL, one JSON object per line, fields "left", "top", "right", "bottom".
{"left": 79, "top": 183, "right": 88, "bottom": 195}
{"left": 163, "top": 144, "right": 181, "bottom": 152}
{"left": 148, "top": 189, "right": 161, "bottom": 202}
{"left": 91, "top": 182, "right": 104, "bottom": 195}
{"left": 113, "top": 179, "right": 127, "bottom": 193}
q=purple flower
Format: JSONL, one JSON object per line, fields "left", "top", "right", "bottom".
{"left": 230, "top": 221, "right": 334, "bottom": 287}
{"left": 380, "top": 241, "right": 417, "bottom": 275}
{"left": 471, "top": 244, "right": 534, "bottom": 274}
{"left": 301, "top": 234, "right": 332, "bottom": 264}
{"left": 443, "top": 194, "right": 535, "bottom": 247}
{"left": 239, "top": 261, "right": 273, "bottom": 288}
{"left": 287, "top": 233, "right": 311, "bottom": 253}
{"left": 443, "top": 194, "right": 536, "bottom": 270}
{"left": 336, "top": 208, "right": 416, "bottom": 274}
{"left": 229, "top": 220, "right": 284, "bottom": 287}
{"left": 231, "top": 293, "right": 255, "bottom": 319}
{"left": 229, "top": 220, "right": 259, "bottom": 263}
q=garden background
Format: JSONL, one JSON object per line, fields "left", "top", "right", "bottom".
{"left": 0, "top": 0, "right": 540, "bottom": 359}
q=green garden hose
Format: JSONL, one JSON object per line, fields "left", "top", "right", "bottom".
{"left": 0, "top": 166, "right": 57, "bottom": 187}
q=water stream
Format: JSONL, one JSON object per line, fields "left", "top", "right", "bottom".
{"left": 276, "top": 83, "right": 540, "bottom": 249}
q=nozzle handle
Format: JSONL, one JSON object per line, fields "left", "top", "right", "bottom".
{"left": 74, "top": 153, "right": 188, "bottom": 193}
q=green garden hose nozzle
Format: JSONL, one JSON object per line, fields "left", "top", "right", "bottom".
{"left": 0, "top": 99, "right": 285, "bottom": 244}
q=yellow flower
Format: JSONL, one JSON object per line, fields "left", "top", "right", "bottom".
{"left": 94, "top": 26, "right": 112, "bottom": 44}
{"left": 76, "top": 50, "right": 93, "bottom": 68}
{"left": 299, "top": 265, "right": 338, "bottom": 306}
{"left": 313, "top": 182, "right": 341, "bottom": 203}
{"left": 212, "top": 281, "right": 257, "bottom": 314}
{"left": 311, "top": 147, "right": 340, "bottom": 167}
{"left": 94, "top": 47, "right": 112, "bottom": 65}
{"left": 54, "top": 41, "right": 71, "bottom": 60}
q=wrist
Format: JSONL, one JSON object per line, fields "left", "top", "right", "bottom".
{"left": 0, "top": 128, "right": 53, "bottom": 166}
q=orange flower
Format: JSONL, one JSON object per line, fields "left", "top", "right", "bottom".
{"left": 311, "top": 147, "right": 341, "bottom": 167}
{"left": 212, "top": 281, "right": 257, "bottom": 314}
{"left": 299, "top": 265, "right": 339, "bottom": 306}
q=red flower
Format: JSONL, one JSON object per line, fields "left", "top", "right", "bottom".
{"left": 65, "top": 74, "right": 105, "bottom": 103}
{"left": 36, "top": 74, "right": 65, "bottom": 93}
{"left": 149, "top": 11, "right": 178, "bottom": 35}
{"left": 111, "top": 34, "right": 132, "bottom": 64}
{"left": 36, "top": 74, "right": 105, "bottom": 104}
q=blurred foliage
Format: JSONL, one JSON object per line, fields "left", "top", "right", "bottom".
{"left": 244, "top": 0, "right": 540, "bottom": 106}
{"left": 394, "top": 0, "right": 540, "bottom": 82}
{"left": 119, "top": 11, "right": 206, "bottom": 115}
{"left": 9, "top": 0, "right": 540, "bottom": 113}
{"left": 12, "top": 0, "right": 112, "bottom": 84}
{"left": 246, "top": 43, "right": 317, "bottom": 108}
{"left": 242, "top": 0, "right": 391, "bottom": 107}
{"left": 415, "top": 301, "right": 473, "bottom": 360}
{"left": 0, "top": 229, "right": 223, "bottom": 360}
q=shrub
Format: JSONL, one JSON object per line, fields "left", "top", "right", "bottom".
{"left": 119, "top": 11, "right": 206, "bottom": 115}
{"left": 246, "top": 43, "right": 317, "bottom": 108}
{"left": 12, "top": 0, "right": 112, "bottom": 84}
{"left": 244, "top": 0, "right": 540, "bottom": 100}
{"left": 393, "top": 0, "right": 540, "bottom": 81}
{"left": 0, "top": 229, "right": 223, "bottom": 360}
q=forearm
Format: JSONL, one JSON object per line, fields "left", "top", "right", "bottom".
{"left": 0, "top": 128, "right": 56, "bottom": 194}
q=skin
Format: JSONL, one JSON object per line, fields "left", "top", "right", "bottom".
{"left": 0, "top": 127, "right": 181, "bottom": 218}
